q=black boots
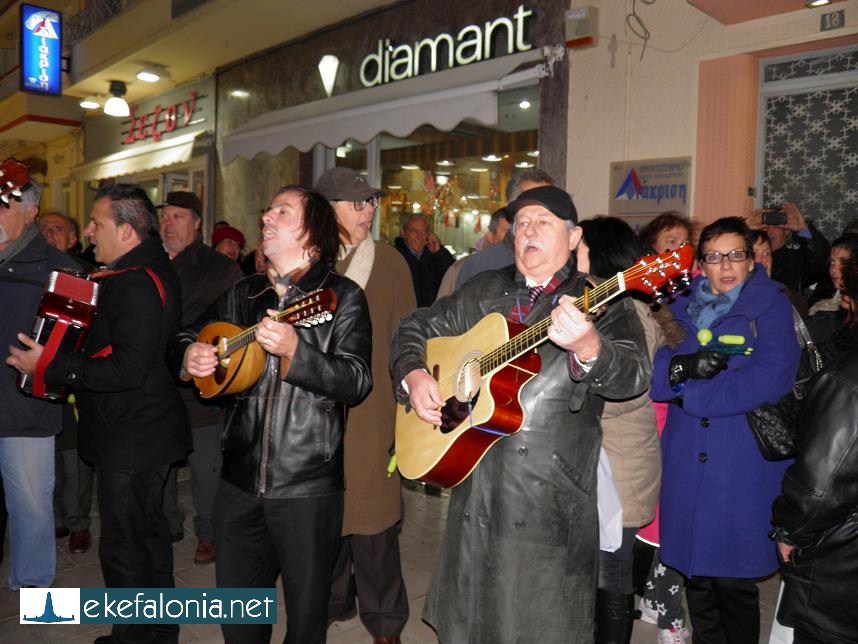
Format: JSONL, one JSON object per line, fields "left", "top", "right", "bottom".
{"left": 596, "top": 589, "right": 636, "bottom": 644}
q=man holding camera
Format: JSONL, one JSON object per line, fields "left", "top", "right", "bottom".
{"left": 749, "top": 202, "right": 830, "bottom": 302}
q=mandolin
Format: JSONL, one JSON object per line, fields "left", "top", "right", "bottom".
{"left": 394, "top": 245, "right": 694, "bottom": 487}
{"left": 193, "top": 288, "right": 337, "bottom": 399}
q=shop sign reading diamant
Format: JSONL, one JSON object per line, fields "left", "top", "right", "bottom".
{"left": 360, "top": 4, "right": 535, "bottom": 87}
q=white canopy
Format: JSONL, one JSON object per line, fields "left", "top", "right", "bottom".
{"left": 221, "top": 49, "right": 547, "bottom": 164}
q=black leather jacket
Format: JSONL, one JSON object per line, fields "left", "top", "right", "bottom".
{"left": 772, "top": 343, "right": 858, "bottom": 642}
{"left": 171, "top": 261, "right": 372, "bottom": 498}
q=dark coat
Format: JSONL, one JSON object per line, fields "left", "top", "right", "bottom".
{"left": 171, "top": 237, "right": 244, "bottom": 428}
{"left": 393, "top": 237, "right": 454, "bottom": 308}
{"left": 171, "top": 261, "right": 372, "bottom": 499}
{"left": 772, "top": 343, "right": 858, "bottom": 644}
{"left": 772, "top": 223, "right": 830, "bottom": 299}
{"left": 45, "top": 238, "right": 190, "bottom": 470}
{"left": 0, "top": 231, "right": 80, "bottom": 438}
{"left": 390, "top": 261, "right": 650, "bottom": 643}
{"left": 651, "top": 268, "right": 800, "bottom": 578}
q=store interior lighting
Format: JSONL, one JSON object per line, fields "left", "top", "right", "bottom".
{"left": 136, "top": 65, "right": 171, "bottom": 83}
{"left": 104, "top": 80, "right": 130, "bottom": 117}
{"left": 805, "top": 0, "right": 831, "bottom": 7}
{"left": 79, "top": 95, "right": 101, "bottom": 110}
{"left": 519, "top": 100, "right": 531, "bottom": 109}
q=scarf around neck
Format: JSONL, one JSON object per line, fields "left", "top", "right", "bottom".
{"left": 339, "top": 236, "right": 375, "bottom": 289}
{"left": 0, "top": 223, "right": 38, "bottom": 265}
{"left": 686, "top": 275, "right": 746, "bottom": 330}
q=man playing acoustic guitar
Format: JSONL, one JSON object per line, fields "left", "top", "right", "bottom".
{"left": 173, "top": 186, "right": 372, "bottom": 644}
{"left": 390, "top": 185, "right": 652, "bottom": 643}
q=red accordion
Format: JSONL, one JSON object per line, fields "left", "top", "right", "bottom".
{"left": 18, "top": 269, "right": 99, "bottom": 401}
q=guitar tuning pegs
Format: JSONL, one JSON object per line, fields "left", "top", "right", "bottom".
{"left": 1, "top": 194, "right": 8, "bottom": 204}
{"left": 11, "top": 189, "right": 21, "bottom": 197}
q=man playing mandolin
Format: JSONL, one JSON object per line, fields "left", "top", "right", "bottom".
{"left": 172, "top": 186, "right": 372, "bottom": 644}
{"left": 390, "top": 185, "right": 652, "bottom": 643}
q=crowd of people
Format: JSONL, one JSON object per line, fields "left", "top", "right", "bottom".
{"left": 1, "top": 160, "right": 857, "bottom": 644}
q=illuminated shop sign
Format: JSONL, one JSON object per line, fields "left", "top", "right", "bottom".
{"left": 359, "top": 4, "right": 534, "bottom": 88}
{"left": 20, "top": 4, "right": 62, "bottom": 96}
{"left": 123, "top": 92, "right": 198, "bottom": 145}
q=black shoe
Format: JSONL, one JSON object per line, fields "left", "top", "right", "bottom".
{"left": 55, "top": 526, "right": 70, "bottom": 539}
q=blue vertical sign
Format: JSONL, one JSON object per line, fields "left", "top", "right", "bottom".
{"left": 20, "top": 4, "right": 62, "bottom": 96}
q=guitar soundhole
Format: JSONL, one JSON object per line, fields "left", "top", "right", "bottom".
{"left": 439, "top": 391, "right": 479, "bottom": 434}
{"left": 211, "top": 335, "right": 226, "bottom": 385}
{"left": 213, "top": 363, "right": 226, "bottom": 385}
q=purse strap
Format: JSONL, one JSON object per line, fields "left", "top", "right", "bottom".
{"left": 791, "top": 306, "right": 823, "bottom": 372}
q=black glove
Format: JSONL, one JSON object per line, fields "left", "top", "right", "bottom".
{"left": 669, "top": 351, "right": 729, "bottom": 385}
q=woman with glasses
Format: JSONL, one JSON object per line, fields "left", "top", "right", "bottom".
{"left": 650, "top": 217, "right": 801, "bottom": 643}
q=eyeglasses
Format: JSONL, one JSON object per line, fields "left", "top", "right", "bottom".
{"left": 334, "top": 196, "right": 378, "bottom": 212}
{"left": 701, "top": 249, "right": 750, "bottom": 264}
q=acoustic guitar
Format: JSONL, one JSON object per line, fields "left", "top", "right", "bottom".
{"left": 395, "top": 245, "right": 694, "bottom": 488}
{"left": 193, "top": 288, "right": 337, "bottom": 399}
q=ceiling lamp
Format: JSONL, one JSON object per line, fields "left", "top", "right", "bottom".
{"left": 805, "top": 0, "right": 831, "bottom": 6}
{"left": 136, "top": 65, "right": 170, "bottom": 83}
{"left": 103, "top": 80, "right": 130, "bottom": 117}
{"left": 79, "top": 95, "right": 100, "bottom": 110}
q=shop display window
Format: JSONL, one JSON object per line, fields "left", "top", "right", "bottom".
{"left": 333, "top": 85, "right": 538, "bottom": 257}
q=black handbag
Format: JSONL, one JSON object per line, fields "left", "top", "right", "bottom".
{"left": 746, "top": 308, "right": 823, "bottom": 461}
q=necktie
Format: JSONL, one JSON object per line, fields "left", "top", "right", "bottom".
{"left": 528, "top": 285, "right": 544, "bottom": 306}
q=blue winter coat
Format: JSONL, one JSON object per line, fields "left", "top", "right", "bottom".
{"left": 651, "top": 268, "right": 800, "bottom": 578}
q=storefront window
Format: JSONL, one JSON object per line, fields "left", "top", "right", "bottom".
{"left": 330, "top": 85, "right": 538, "bottom": 257}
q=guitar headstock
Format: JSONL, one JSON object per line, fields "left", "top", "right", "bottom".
{"left": 0, "top": 159, "right": 29, "bottom": 207}
{"left": 624, "top": 243, "right": 694, "bottom": 300}
{"left": 282, "top": 288, "right": 338, "bottom": 327}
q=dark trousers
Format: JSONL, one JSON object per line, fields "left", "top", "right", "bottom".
{"left": 97, "top": 465, "right": 177, "bottom": 644}
{"left": 187, "top": 423, "right": 223, "bottom": 543}
{"left": 599, "top": 527, "right": 638, "bottom": 594}
{"left": 686, "top": 576, "right": 759, "bottom": 644}
{"left": 794, "top": 630, "right": 832, "bottom": 644}
{"left": 214, "top": 479, "right": 343, "bottom": 644}
{"left": 329, "top": 523, "right": 409, "bottom": 638}
{"left": 162, "top": 464, "right": 185, "bottom": 538}
{"left": 54, "top": 448, "right": 94, "bottom": 531}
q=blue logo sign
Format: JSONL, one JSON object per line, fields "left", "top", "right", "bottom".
{"left": 20, "top": 4, "right": 62, "bottom": 96}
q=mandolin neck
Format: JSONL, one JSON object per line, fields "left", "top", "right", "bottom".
{"left": 220, "top": 309, "right": 293, "bottom": 358}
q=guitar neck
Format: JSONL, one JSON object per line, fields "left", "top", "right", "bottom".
{"left": 479, "top": 274, "right": 627, "bottom": 372}
{"left": 220, "top": 308, "right": 301, "bottom": 358}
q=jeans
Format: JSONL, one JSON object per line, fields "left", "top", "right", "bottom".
{"left": 0, "top": 436, "right": 56, "bottom": 589}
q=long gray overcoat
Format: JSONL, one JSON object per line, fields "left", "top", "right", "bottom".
{"left": 391, "top": 261, "right": 650, "bottom": 643}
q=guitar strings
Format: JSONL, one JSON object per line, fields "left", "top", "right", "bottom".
{"left": 434, "top": 255, "right": 687, "bottom": 392}
{"left": 222, "top": 293, "right": 321, "bottom": 357}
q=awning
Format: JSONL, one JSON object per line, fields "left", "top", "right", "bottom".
{"left": 221, "top": 48, "right": 548, "bottom": 164}
{"left": 70, "top": 131, "right": 207, "bottom": 182}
